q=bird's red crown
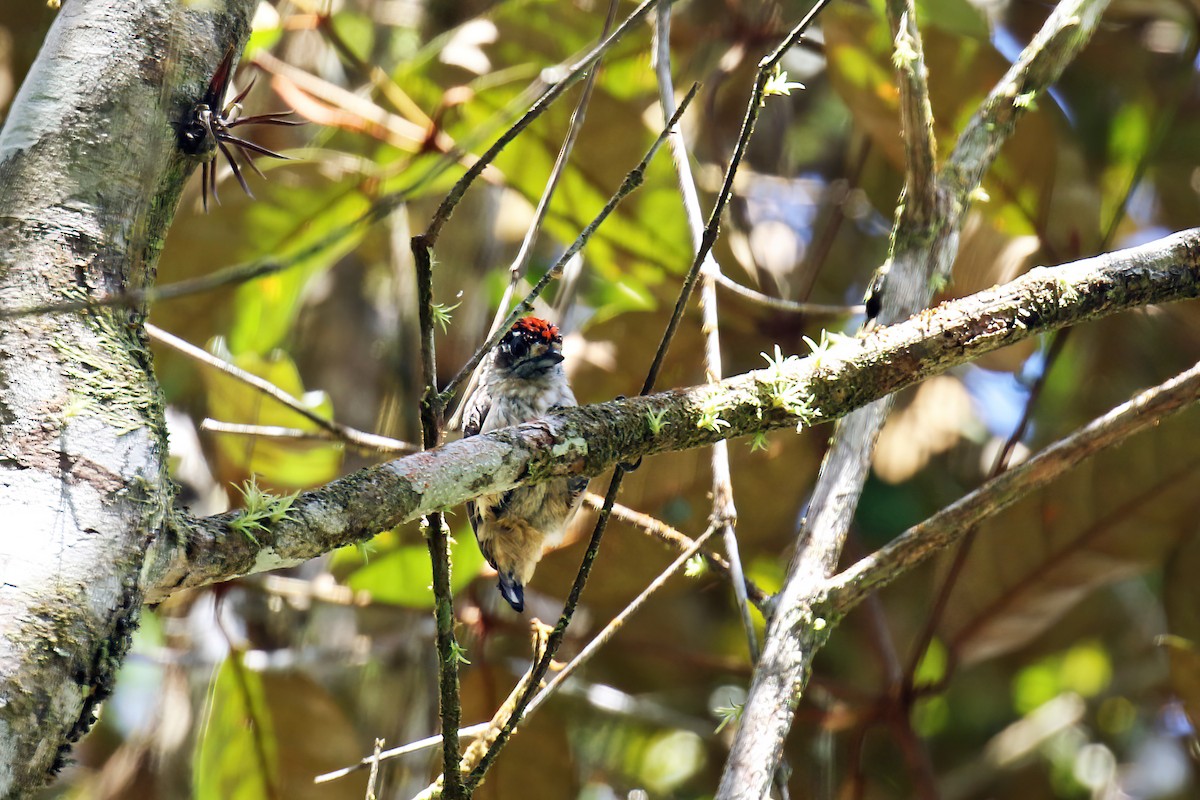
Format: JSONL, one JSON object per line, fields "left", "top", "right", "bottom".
{"left": 513, "top": 316, "right": 561, "bottom": 343}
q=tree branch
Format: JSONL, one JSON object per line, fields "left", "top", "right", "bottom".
{"left": 0, "top": 0, "right": 257, "bottom": 791}
{"left": 825, "top": 354, "right": 1200, "bottom": 613}
{"left": 717, "top": 0, "right": 1113, "bottom": 794}
{"left": 144, "top": 227, "right": 1200, "bottom": 603}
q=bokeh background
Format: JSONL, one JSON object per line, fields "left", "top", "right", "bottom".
{"left": 3, "top": 0, "right": 1200, "bottom": 797}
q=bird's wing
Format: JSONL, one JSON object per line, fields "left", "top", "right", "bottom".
{"left": 567, "top": 475, "right": 589, "bottom": 511}
{"left": 461, "top": 387, "right": 490, "bottom": 439}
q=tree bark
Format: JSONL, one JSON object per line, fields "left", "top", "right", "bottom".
{"left": 0, "top": 1, "right": 253, "bottom": 794}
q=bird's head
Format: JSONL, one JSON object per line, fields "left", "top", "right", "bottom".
{"left": 495, "top": 316, "right": 564, "bottom": 378}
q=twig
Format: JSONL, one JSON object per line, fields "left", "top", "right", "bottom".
{"left": 826, "top": 356, "right": 1200, "bottom": 610}
{"left": 717, "top": 0, "right": 1112, "bottom": 795}
{"left": 653, "top": 0, "right": 758, "bottom": 663}
{"left": 365, "top": 738, "right": 384, "bottom": 800}
{"left": 448, "top": 0, "right": 619, "bottom": 430}
{"left": 423, "top": 0, "right": 678, "bottom": 244}
{"left": 644, "top": 0, "right": 835, "bottom": 397}
{"left": 146, "top": 324, "right": 418, "bottom": 454}
{"left": 411, "top": 624, "right": 552, "bottom": 800}
{"left": 652, "top": 30, "right": 792, "bottom": 800}
{"left": 437, "top": 83, "right": 701, "bottom": 407}
{"left": 411, "top": 233, "right": 462, "bottom": 797}
{"left": 200, "top": 419, "right": 414, "bottom": 455}
{"left": 525, "top": 525, "right": 719, "bottom": 714}
{"left": 323, "top": 526, "right": 717, "bottom": 789}
{"left": 587, "top": 495, "right": 770, "bottom": 609}
{"left": 714, "top": 270, "right": 865, "bottom": 316}
{"left": 313, "top": 724, "right": 491, "bottom": 785}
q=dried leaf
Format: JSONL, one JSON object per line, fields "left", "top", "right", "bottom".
{"left": 939, "top": 405, "right": 1200, "bottom": 664}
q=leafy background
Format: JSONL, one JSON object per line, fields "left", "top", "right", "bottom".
{"left": 2, "top": 0, "right": 1199, "bottom": 797}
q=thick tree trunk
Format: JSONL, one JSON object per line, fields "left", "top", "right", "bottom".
{"left": 0, "top": 1, "right": 252, "bottom": 794}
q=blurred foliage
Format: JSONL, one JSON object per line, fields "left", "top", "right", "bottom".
{"left": 5, "top": 0, "right": 1200, "bottom": 797}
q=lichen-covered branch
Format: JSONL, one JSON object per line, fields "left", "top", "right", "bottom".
{"left": 716, "top": 0, "right": 1114, "bottom": 794}
{"left": 147, "top": 227, "right": 1200, "bottom": 602}
{"left": 825, "top": 354, "right": 1200, "bottom": 613}
{"left": 0, "top": 0, "right": 256, "bottom": 793}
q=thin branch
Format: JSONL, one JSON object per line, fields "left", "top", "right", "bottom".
{"left": 365, "top": 738, "right": 384, "bottom": 800}
{"left": 424, "top": 0, "right": 678, "bottom": 244}
{"left": 588, "top": 495, "right": 770, "bottom": 609}
{"left": 641, "top": 0, "right": 837, "bottom": 396}
{"left": 146, "top": 324, "right": 418, "bottom": 454}
{"left": 200, "top": 419, "right": 414, "bottom": 455}
{"left": 524, "top": 525, "right": 719, "bottom": 714}
{"left": 437, "top": 83, "right": 701, "bottom": 407}
{"left": 651, "top": 36, "right": 785, "bottom": 800}
{"left": 144, "top": 225, "right": 1200, "bottom": 603}
{"left": 718, "top": 1, "right": 1115, "bottom": 794}
{"left": 322, "top": 525, "right": 719, "bottom": 789}
{"left": 714, "top": 270, "right": 865, "bottom": 316}
{"left": 410, "top": 625, "right": 552, "bottom": 800}
{"left": 825, "top": 355, "right": 1200, "bottom": 611}
{"left": 411, "top": 229, "right": 462, "bottom": 796}
{"left": 314, "top": 724, "right": 491, "bottom": 785}
{"left": 448, "top": 1, "right": 618, "bottom": 430}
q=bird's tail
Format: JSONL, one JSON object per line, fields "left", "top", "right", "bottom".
{"left": 497, "top": 573, "right": 525, "bottom": 612}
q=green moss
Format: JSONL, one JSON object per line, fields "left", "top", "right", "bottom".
{"left": 53, "top": 308, "right": 159, "bottom": 435}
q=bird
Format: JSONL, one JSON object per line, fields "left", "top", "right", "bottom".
{"left": 460, "top": 316, "right": 588, "bottom": 612}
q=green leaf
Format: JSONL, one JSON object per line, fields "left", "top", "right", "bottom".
{"left": 194, "top": 655, "right": 277, "bottom": 800}
{"left": 228, "top": 179, "right": 371, "bottom": 356}
{"left": 1101, "top": 102, "right": 1151, "bottom": 231}
{"left": 202, "top": 338, "right": 342, "bottom": 490}
{"left": 346, "top": 523, "right": 486, "bottom": 608}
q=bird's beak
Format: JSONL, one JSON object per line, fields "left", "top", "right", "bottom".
{"left": 497, "top": 573, "right": 525, "bottom": 612}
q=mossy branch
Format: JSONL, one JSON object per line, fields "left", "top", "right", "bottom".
{"left": 148, "top": 227, "right": 1200, "bottom": 602}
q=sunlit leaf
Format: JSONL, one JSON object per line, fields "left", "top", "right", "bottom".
{"left": 229, "top": 177, "right": 371, "bottom": 356}
{"left": 202, "top": 337, "right": 342, "bottom": 490}
{"left": 194, "top": 655, "right": 277, "bottom": 800}
{"left": 346, "top": 522, "right": 486, "bottom": 608}
{"left": 195, "top": 657, "right": 364, "bottom": 800}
